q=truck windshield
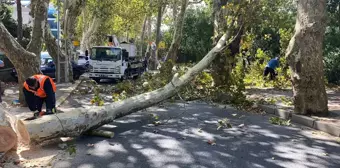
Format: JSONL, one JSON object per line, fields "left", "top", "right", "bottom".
{"left": 90, "top": 47, "right": 121, "bottom": 61}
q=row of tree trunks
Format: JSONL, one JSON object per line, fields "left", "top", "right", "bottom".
{"left": 165, "top": 0, "right": 188, "bottom": 62}
{"left": 22, "top": 29, "right": 236, "bottom": 144}
{"left": 285, "top": 0, "right": 328, "bottom": 116}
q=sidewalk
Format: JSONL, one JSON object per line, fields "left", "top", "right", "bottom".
{"left": 1, "top": 80, "right": 81, "bottom": 120}
{"left": 246, "top": 87, "right": 340, "bottom": 136}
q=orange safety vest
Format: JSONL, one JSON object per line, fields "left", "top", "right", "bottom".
{"left": 23, "top": 75, "right": 56, "bottom": 98}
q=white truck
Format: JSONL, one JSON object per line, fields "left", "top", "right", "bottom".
{"left": 87, "top": 37, "right": 145, "bottom": 83}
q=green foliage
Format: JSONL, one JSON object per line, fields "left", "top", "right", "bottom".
{"left": 217, "top": 118, "right": 232, "bottom": 130}
{"left": 0, "top": 4, "right": 31, "bottom": 47}
{"left": 90, "top": 87, "right": 104, "bottom": 106}
{"left": 65, "top": 142, "right": 77, "bottom": 155}
{"left": 178, "top": 8, "right": 213, "bottom": 62}
{"left": 269, "top": 116, "right": 291, "bottom": 126}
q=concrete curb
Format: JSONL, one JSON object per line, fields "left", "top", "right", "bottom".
{"left": 56, "top": 80, "right": 83, "bottom": 107}
{"left": 257, "top": 104, "right": 340, "bottom": 137}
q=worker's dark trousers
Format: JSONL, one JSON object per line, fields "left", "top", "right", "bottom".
{"left": 23, "top": 88, "right": 56, "bottom": 112}
{"left": 263, "top": 67, "right": 276, "bottom": 80}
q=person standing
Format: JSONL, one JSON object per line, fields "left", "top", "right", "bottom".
{"left": 263, "top": 57, "right": 279, "bottom": 80}
{"left": 23, "top": 74, "right": 57, "bottom": 117}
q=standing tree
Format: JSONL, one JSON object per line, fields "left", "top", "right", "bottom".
{"left": 165, "top": 0, "right": 188, "bottom": 62}
{"left": 0, "top": 0, "right": 49, "bottom": 103}
{"left": 16, "top": 0, "right": 23, "bottom": 44}
{"left": 285, "top": 0, "right": 328, "bottom": 116}
{"left": 211, "top": 0, "right": 244, "bottom": 87}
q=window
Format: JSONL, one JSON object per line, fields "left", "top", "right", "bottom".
{"left": 90, "top": 48, "right": 122, "bottom": 61}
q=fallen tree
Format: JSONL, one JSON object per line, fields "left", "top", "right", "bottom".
{"left": 24, "top": 27, "right": 238, "bottom": 143}
{"left": 0, "top": 106, "right": 30, "bottom": 153}
{"left": 0, "top": 5, "right": 242, "bottom": 149}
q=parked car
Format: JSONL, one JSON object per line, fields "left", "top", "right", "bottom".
{"left": 11, "top": 52, "right": 89, "bottom": 80}
{"left": 77, "top": 55, "right": 90, "bottom": 65}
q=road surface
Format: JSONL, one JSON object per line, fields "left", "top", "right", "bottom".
{"left": 54, "top": 101, "right": 340, "bottom": 168}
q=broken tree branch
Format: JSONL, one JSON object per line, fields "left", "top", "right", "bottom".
{"left": 21, "top": 27, "right": 235, "bottom": 144}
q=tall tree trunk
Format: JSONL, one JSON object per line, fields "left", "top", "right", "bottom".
{"left": 48, "top": 0, "right": 84, "bottom": 83}
{"left": 152, "top": 1, "right": 164, "bottom": 69}
{"left": 173, "top": 0, "right": 178, "bottom": 22}
{"left": 211, "top": 0, "right": 243, "bottom": 87}
{"left": 2, "top": 0, "right": 48, "bottom": 104}
{"left": 140, "top": 16, "right": 147, "bottom": 56}
{"left": 0, "top": 23, "right": 41, "bottom": 104}
{"left": 26, "top": 0, "right": 49, "bottom": 58}
{"left": 16, "top": 0, "right": 23, "bottom": 44}
{"left": 285, "top": 0, "right": 328, "bottom": 116}
{"left": 80, "top": 17, "right": 101, "bottom": 51}
{"left": 165, "top": 0, "right": 188, "bottom": 62}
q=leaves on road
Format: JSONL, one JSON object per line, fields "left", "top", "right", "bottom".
{"left": 269, "top": 117, "right": 291, "bottom": 126}
{"left": 217, "top": 118, "right": 232, "bottom": 130}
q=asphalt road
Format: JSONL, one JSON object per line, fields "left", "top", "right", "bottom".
{"left": 53, "top": 101, "right": 340, "bottom": 168}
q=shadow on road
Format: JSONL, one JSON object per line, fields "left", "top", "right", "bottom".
{"left": 53, "top": 102, "right": 340, "bottom": 168}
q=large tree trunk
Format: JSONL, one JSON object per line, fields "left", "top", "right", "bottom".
{"left": 45, "top": 0, "right": 84, "bottom": 83}
{"left": 21, "top": 25, "right": 237, "bottom": 144}
{"left": 18, "top": 0, "right": 49, "bottom": 103}
{"left": 165, "top": 0, "right": 188, "bottom": 62}
{"left": 150, "top": 1, "right": 165, "bottom": 70}
{"left": 0, "top": 106, "right": 29, "bottom": 153}
{"left": 140, "top": 16, "right": 147, "bottom": 56}
{"left": 172, "top": 0, "right": 178, "bottom": 23}
{"left": 0, "top": 109, "right": 17, "bottom": 152}
{"left": 285, "top": 0, "right": 328, "bottom": 116}
{"left": 26, "top": 0, "right": 49, "bottom": 58}
{"left": 0, "top": 22, "right": 41, "bottom": 104}
{"left": 80, "top": 17, "right": 101, "bottom": 51}
{"left": 44, "top": 24, "right": 70, "bottom": 83}
{"left": 211, "top": 0, "right": 243, "bottom": 87}
{"left": 16, "top": 0, "right": 23, "bottom": 44}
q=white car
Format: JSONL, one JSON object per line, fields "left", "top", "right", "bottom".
{"left": 77, "top": 55, "right": 89, "bottom": 65}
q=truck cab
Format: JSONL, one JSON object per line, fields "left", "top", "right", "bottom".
{"left": 88, "top": 44, "right": 144, "bottom": 83}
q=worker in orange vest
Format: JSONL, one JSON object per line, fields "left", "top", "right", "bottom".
{"left": 23, "top": 74, "right": 57, "bottom": 117}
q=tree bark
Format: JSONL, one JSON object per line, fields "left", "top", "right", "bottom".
{"left": 0, "top": 107, "right": 29, "bottom": 153}
{"left": 153, "top": 1, "right": 165, "bottom": 68}
{"left": 22, "top": 25, "right": 237, "bottom": 144}
{"left": 211, "top": 0, "right": 243, "bottom": 87}
{"left": 26, "top": 0, "right": 49, "bottom": 58}
{"left": 285, "top": 0, "right": 328, "bottom": 116}
{"left": 173, "top": 0, "right": 178, "bottom": 22}
{"left": 80, "top": 17, "right": 101, "bottom": 51}
{"left": 0, "top": 22, "right": 41, "bottom": 104}
{"left": 140, "top": 16, "right": 147, "bottom": 56}
{"left": 165, "top": 0, "right": 188, "bottom": 62}
{"left": 0, "top": 109, "right": 17, "bottom": 152}
{"left": 16, "top": 0, "right": 23, "bottom": 44}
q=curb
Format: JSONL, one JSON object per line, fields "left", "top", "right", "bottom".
{"left": 257, "top": 104, "right": 340, "bottom": 137}
{"left": 55, "top": 80, "right": 83, "bottom": 107}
